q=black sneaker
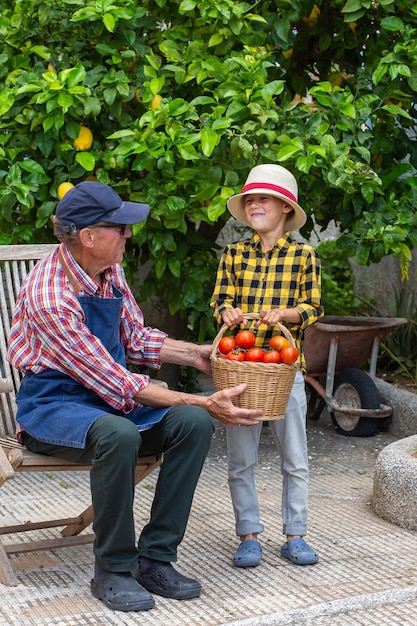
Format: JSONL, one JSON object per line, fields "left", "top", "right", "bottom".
{"left": 134, "top": 557, "right": 202, "bottom": 600}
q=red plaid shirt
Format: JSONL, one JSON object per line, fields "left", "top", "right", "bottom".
{"left": 7, "top": 244, "right": 167, "bottom": 423}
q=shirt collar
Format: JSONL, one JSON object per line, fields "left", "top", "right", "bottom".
{"left": 250, "top": 231, "right": 294, "bottom": 252}
{"left": 60, "top": 244, "right": 112, "bottom": 296}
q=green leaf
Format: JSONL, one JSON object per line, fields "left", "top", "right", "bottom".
{"left": 150, "top": 77, "right": 165, "bottom": 95}
{"left": 107, "top": 129, "right": 136, "bottom": 139}
{"left": 154, "top": 256, "right": 167, "bottom": 279}
{"left": 0, "top": 89, "right": 15, "bottom": 116}
{"left": 19, "top": 160, "right": 47, "bottom": 175}
{"left": 168, "top": 256, "right": 181, "bottom": 278}
{"left": 339, "top": 103, "right": 356, "bottom": 119}
{"left": 277, "top": 143, "right": 302, "bottom": 160}
{"left": 190, "top": 96, "right": 216, "bottom": 106}
{"left": 372, "top": 65, "right": 388, "bottom": 86}
{"left": 70, "top": 8, "right": 100, "bottom": 22}
{"left": 206, "top": 195, "right": 225, "bottom": 221}
{"left": 178, "top": 144, "right": 199, "bottom": 160}
{"left": 201, "top": 129, "right": 218, "bottom": 157}
{"left": 103, "top": 12, "right": 116, "bottom": 32}
{"left": 273, "top": 18, "right": 291, "bottom": 43}
{"left": 168, "top": 99, "right": 189, "bottom": 116}
{"left": 341, "top": 0, "right": 364, "bottom": 13}
{"left": 361, "top": 184, "right": 374, "bottom": 203}
{"left": 355, "top": 243, "right": 370, "bottom": 265}
{"left": 67, "top": 64, "right": 87, "bottom": 88}
{"left": 76, "top": 152, "right": 96, "bottom": 171}
{"left": 36, "top": 201, "right": 56, "bottom": 219}
{"left": 380, "top": 16, "right": 404, "bottom": 31}
{"left": 381, "top": 104, "right": 412, "bottom": 120}
{"left": 57, "top": 93, "right": 74, "bottom": 112}
{"left": 261, "top": 80, "right": 285, "bottom": 99}
{"left": 208, "top": 33, "right": 223, "bottom": 47}
{"left": 296, "top": 155, "right": 316, "bottom": 173}
{"left": 104, "top": 87, "right": 117, "bottom": 105}
{"left": 179, "top": 0, "right": 198, "bottom": 12}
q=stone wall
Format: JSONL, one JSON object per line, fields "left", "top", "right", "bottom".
{"left": 351, "top": 250, "right": 417, "bottom": 316}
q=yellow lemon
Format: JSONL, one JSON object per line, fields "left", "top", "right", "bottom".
{"left": 135, "top": 87, "right": 143, "bottom": 103}
{"left": 328, "top": 72, "right": 343, "bottom": 87}
{"left": 150, "top": 94, "right": 163, "bottom": 110}
{"left": 283, "top": 48, "right": 293, "bottom": 59}
{"left": 73, "top": 126, "right": 93, "bottom": 151}
{"left": 302, "top": 4, "right": 320, "bottom": 26}
{"left": 57, "top": 182, "right": 75, "bottom": 199}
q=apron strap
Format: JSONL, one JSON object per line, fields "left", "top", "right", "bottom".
{"left": 58, "top": 247, "right": 81, "bottom": 296}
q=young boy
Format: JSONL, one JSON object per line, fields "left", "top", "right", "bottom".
{"left": 210, "top": 164, "right": 324, "bottom": 568}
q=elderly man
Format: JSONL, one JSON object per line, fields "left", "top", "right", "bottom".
{"left": 7, "top": 181, "right": 261, "bottom": 613}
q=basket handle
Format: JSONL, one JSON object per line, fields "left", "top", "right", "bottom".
{"left": 211, "top": 312, "right": 295, "bottom": 358}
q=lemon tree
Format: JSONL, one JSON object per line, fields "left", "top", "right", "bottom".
{"left": 1, "top": 0, "right": 417, "bottom": 342}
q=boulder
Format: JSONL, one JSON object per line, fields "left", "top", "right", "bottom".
{"left": 372, "top": 435, "right": 417, "bottom": 530}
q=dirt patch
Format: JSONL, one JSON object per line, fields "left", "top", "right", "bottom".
{"left": 377, "top": 373, "right": 417, "bottom": 394}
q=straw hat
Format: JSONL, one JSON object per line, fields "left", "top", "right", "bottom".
{"left": 227, "top": 164, "right": 307, "bottom": 232}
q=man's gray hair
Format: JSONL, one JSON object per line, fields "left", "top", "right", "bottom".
{"left": 52, "top": 215, "right": 81, "bottom": 246}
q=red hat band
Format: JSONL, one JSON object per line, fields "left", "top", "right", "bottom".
{"left": 241, "top": 182, "right": 298, "bottom": 204}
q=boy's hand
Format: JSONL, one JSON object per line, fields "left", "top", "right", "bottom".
{"left": 257, "top": 308, "right": 283, "bottom": 326}
{"left": 258, "top": 308, "right": 302, "bottom": 326}
{"left": 222, "top": 308, "right": 246, "bottom": 327}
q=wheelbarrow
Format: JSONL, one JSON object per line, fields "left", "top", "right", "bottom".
{"left": 304, "top": 316, "right": 407, "bottom": 437}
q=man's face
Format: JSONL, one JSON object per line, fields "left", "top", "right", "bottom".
{"left": 86, "top": 222, "right": 132, "bottom": 266}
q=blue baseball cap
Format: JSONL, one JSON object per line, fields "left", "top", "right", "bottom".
{"left": 56, "top": 181, "right": 150, "bottom": 230}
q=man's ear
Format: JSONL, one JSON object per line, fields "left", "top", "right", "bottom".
{"left": 78, "top": 227, "right": 96, "bottom": 248}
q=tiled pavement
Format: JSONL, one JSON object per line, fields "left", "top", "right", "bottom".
{"left": 1, "top": 411, "right": 416, "bottom": 626}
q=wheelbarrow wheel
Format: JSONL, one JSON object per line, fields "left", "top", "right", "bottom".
{"left": 330, "top": 368, "right": 380, "bottom": 437}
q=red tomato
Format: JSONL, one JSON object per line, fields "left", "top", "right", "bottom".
{"left": 262, "top": 350, "right": 281, "bottom": 364}
{"left": 280, "top": 346, "right": 299, "bottom": 364}
{"left": 218, "top": 336, "right": 236, "bottom": 355}
{"left": 235, "top": 330, "right": 256, "bottom": 349}
{"left": 269, "top": 335, "right": 290, "bottom": 351}
{"left": 226, "top": 350, "right": 245, "bottom": 362}
{"left": 245, "top": 347, "right": 265, "bottom": 362}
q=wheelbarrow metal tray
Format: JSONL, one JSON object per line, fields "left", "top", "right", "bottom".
{"left": 304, "top": 316, "right": 407, "bottom": 375}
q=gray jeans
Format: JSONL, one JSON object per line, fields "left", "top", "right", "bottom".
{"left": 226, "top": 370, "right": 309, "bottom": 538}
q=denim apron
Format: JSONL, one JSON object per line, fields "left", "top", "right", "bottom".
{"left": 16, "top": 258, "right": 170, "bottom": 448}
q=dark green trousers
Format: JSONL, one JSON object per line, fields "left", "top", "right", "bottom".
{"left": 22, "top": 406, "right": 214, "bottom": 572}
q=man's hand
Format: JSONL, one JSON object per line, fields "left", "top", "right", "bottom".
{"left": 193, "top": 343, "right": 212, "bottom": 375}
{"left": 205, "top": 384, "right": 262, "bottom": 426}
{"left": 136, "top": 380, "right": 262, "bottom": 427}
{"left": 159, "top": 337, "right": 212, "bottom": 374}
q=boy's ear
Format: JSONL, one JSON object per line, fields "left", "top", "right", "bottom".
{"left": 283, "top": 203, "right": 294, "bottom": 215}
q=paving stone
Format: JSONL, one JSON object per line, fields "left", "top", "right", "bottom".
{"left": 0, "top": 413, "right": 416, "bottom": 625}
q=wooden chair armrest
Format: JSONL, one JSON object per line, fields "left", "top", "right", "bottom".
{"left": 6, "top": 448, "right": 24, "bottom": 470}
{"left": 0, "top": 378, "right": 13, "bottom": 393}
{"left": 0, "top": 446, "right": 15, "bottom": 486}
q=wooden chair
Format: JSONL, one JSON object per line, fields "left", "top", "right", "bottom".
{"left": 0, "top": 244, "right": 162, "bottom": 586}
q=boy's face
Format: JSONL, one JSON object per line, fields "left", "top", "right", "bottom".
{"left": 243, "top": 194, "right": 293, "bottom": 233}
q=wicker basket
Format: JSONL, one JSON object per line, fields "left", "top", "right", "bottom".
{"left": 210, "top": 314, "right": 298, "bottom": 420}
